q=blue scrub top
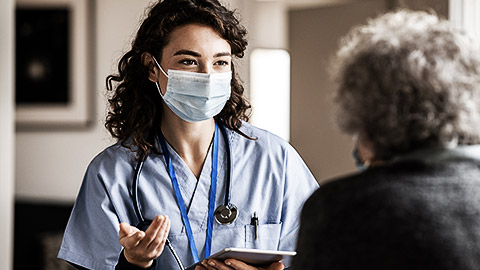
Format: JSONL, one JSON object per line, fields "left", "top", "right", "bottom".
{"left": 58, "top": 122, "right": 318, "bottom": 269}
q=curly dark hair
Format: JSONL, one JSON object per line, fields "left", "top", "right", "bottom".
{"left": 105, "top": 0, "right": 251, "bottom": 159}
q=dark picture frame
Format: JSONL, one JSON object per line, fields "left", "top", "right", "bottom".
{"left": 15, "top": 0, "right": 90, "bottom": 128}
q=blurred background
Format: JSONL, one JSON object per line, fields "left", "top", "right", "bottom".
{"left": 1, "top": 0, "right": 477, "bottom": 269}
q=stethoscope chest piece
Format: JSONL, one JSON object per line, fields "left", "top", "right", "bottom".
{"left": 214, "top": 204, "right": 238, "bottom": 224}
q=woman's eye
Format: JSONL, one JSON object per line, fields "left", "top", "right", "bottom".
{"left": 215, "top": 60, "right": 230, "bottom": 66}
{"left": 180, "top": 59, "right": 197, "bottom": 66}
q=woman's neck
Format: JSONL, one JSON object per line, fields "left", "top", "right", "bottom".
{"left": 160, "top": 110, "right": 215, "bottom": 179}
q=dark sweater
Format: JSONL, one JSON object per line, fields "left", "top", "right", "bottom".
{"left": 294, "top": 152, "right": 480, "bottom": 270}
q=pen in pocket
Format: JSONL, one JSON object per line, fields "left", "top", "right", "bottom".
{"left": 250, "top": 211, "right": 258, "bottom": 240}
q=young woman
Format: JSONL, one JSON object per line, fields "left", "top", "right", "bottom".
{"left": 58, "top": 0, "right": 318, "bottom": 269}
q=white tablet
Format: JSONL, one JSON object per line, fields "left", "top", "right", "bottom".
{"left": 185, "top": 248, "right": 296, "bottom": 270}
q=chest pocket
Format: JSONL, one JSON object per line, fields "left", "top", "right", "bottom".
{"left": 210, "top": 222, "right": 282, "bottom": 253}
{"left": 245, "top": 222, "right": 282, "bottom": 250}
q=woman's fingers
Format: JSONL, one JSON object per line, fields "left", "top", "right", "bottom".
{"left": 119, "top": 222, "right": 131, "bottom": 238}
{"left": 201, "top": 259, "right": 234, "bottom": 270}
{"left": 195, "top": 264, "right": 208, "bottom": 270}
{"left": 119, "top": 223, "right": 144, "bottom": 249}
{"left": 148, "top": 215, "right": 171, "bottom": 253}
{"left": 140, "top": 215, "right": 164, "bottom": 248}
{"left": 134, "top": 215, "right": 170, "bottom": 259}
{"left": 194, "top": 257, "right": 284, "bottom": 270}
{"left": 265, "top": 262, "right": 284, "bottom": 270}
{"left": 222, "top": 259, "right": 284, "bottom": 270}
{"left": 222, "top": 259, "right": 250, "bottom": 269}
{"left": 117, "top": 216, "right": 170, "bottom": 266}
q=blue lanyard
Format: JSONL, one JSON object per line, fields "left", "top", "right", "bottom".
{"left": 158, "top": 123, "right": 219, "bottom": 263}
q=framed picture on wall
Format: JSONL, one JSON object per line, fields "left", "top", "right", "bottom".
{"left": 15, "top": 0, "right": 91, "bottom": 129}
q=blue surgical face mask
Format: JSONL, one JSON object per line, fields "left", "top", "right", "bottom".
{"left": 352, "top": 148, "right": 367, "bottom": 171}
{"left": 152, "top": 56, "right": 232, "bottom": 122}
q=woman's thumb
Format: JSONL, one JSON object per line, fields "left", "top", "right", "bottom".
{"left": 119, "top": 222, "right": 132, "bottom": 238}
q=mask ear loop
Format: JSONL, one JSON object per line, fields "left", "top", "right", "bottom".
{"left": 151, "top": 56, "right": 169, "bottom": 97}
{"left": 152, "top": 56, "right": 169, "bottom": 78}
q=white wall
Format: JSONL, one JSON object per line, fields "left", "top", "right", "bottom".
{"left": 0, "top": 0, "right": 15, "bottom": 268}
{"left": 289, "top": 0, "right": 388, "bottom": 183}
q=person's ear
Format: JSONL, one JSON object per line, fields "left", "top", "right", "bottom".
{"left": 141, "top": 52, "right": 159, "bottom": 83}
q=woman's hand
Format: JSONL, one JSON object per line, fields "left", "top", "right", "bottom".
{"left": 195, "top": 259, "right": 284, "bottom": 270}
{"left": 118, "top": 215, "right": 170, "bottom": 268}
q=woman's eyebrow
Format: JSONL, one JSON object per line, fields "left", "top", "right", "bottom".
{"left": 173, "top": 50, "right": 231, "bottom": 58}
{"left": 173, "top": 49, "right": 201, "bottom": 57}
{"left": 214, "top": 52, "right": 231, "bottom": 57}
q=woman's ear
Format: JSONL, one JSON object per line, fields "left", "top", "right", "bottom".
{"left": 141, "top": 52, "right": 159, "bottom": 83}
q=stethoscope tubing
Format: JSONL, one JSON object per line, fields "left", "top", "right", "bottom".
{"left": 132, "top": 154, "right": 185, "bottom": 269}
{"left": 132, "top": 159, "right": 144, "bottom": 224}
{"left": 218, "top": 122, "right": 233, "bottom": 207}
{"left": 133, "top": 122, "right": 234, "bottom": 221}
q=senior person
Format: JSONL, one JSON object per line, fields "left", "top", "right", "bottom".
{"left": 294, "top": 9, "right": 480, "bottom": 270}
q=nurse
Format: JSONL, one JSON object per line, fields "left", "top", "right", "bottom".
{"left": 58, "top": 0, "right": 318, "bottom": 269}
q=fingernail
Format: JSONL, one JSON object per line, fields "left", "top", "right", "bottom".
{"left": 208, "top": 260, "right": 215, "bottom": 266}
{"left": 225, "top": 261, "right": 232, "bottom": 265}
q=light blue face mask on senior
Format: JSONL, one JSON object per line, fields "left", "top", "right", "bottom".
{"left": 152, "top": 56, "right": 232, "bottom": 122}
{"left": 352, "top": 148, "right": 367, "bottom": 171}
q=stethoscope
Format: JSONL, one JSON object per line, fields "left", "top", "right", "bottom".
{"left": 131, "top": 121, "right": 238, "bottom": 268}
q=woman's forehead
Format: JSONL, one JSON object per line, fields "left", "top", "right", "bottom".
{"left": 162, "top": 23, "right": 231, "bottom": 57}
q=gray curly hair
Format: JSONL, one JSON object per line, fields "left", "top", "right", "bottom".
{"left": 333, "top": 9, "right": 480, "bottom": 160}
